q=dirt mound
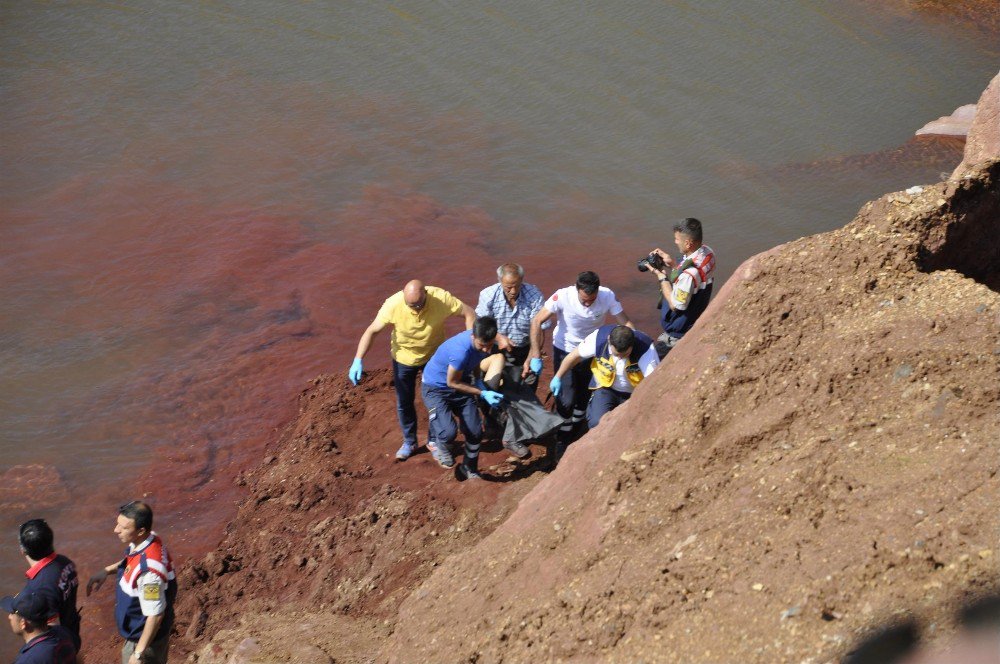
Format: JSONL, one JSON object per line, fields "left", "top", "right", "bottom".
{"left": 173, "top": 368, "right": 556, "bottom": 662}
{"left": 383, "top": 160, "right": 1000, "bottom": 663}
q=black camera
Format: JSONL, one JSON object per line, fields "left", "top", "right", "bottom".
{"left": 636, "top": 251, "right": 666, "bottom": 273}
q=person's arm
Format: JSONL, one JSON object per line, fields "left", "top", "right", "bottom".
{"left": 649, "top": 266, "right": 677, "bottom": 311}
{"left": 553, "top": 348, "right": 583, "bottom": 379}
{"left": 354, "top": 318, "right": 387, "bottom": 361}
{"left": 495, "top": 333, "right": 513, "bottom": 352}
{"left": 86, "top": 560, "right": 123, "bottom": 595}
{"left": 614, "top": 310, "right": 635, "bottom": 329}
{"left": 349, "top": 318, "right": 388, "bottom": 385}
{"left": 474, "top": 287, "right": 493, "bottom": 319}
{"left": 529, "top": 308, "right": 555, "bottom": 361}
{"left": 460, "top": 302, "right": 476, "bottom": 330}
{"left": 606, "top": 291, "right": 634, "bottom": 329}
{"left": 130, "top": 613, "right": 163, "bottom": 664}
{"left": 129, "top": 573, "right": 166, "bottom": 663}
{"left": 446, "top": 365, "right": 481, "bottom": 397}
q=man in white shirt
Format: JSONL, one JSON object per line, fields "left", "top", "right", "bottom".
{"left": 529, "top": 271, "right": 633, "bottom": 456}
{"left": 551, "top": 325, "right": 658, "bottom": 430}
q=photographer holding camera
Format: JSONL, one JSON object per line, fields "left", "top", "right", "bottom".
{"left": 641, "top": 217, "right": 716, "bottom": 355}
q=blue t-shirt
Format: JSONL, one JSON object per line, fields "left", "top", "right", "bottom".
{"left": 422, "top": 331, "right": 491, "bottom": 388}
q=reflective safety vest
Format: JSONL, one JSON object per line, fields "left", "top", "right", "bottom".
{"left": 115, "top": 534, "right": 177, "bottom": 641}
{"left": 589, "top": 325, "right": 653, "bottom": 390}
{"left": 661, "top": 244, "right": 715, "bottom": 339}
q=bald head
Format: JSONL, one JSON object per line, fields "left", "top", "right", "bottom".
{"left": 403, "top": 280, "right": 428, "bottom": 310}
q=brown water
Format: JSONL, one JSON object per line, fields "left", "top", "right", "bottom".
{"left": 1, "top": 0, "right": 997, "bottom": 654}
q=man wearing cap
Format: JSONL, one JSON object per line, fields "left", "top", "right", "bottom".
{"left": 530, "top": 271, "right": 633, "bottom": 456}
{"left": 349, "top": 279, "right": 476, "bottom": 461}
{"left": 86, "top": 501, "right": 176, "bottom": 664}
{"left": 13, "top": 519, "right": 81, "bottom": 652}
{"left": 550, "top": 324, "right": 659, "bottom": 429}
{"left": 2, "top": 591, "right": 77, "bottom": 664}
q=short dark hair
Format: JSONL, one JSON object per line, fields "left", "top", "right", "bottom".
{"left": 609, "top": 326, "right": 635, "bottom": 353}
{"left": 472, "top": 316, "right": 498, "bottom": 342}
{"left": 119, "top": 501, "right": 153, "bottom": 532}
{"left": 673, "top": 217, "right": 703, "bottom": 243}
{"left": 18, "top": 519, "right": 54, "bottom": 560}
{"left": 576, "top": 271, "right": 600, "bottom": 295}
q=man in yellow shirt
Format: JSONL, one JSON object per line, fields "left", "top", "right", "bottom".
{"left": 349, "top": 280, "right": 476, "bottom": 460}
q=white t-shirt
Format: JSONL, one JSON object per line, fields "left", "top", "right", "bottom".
{"left": 544, "top": 286, "right": 624, "bottom": 352}
{"left": 577, "top": 329, "right": 659, "bottom": 393}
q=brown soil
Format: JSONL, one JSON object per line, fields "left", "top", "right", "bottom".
{"left": 172, "top": 368, "right": 559, "bottom": 662}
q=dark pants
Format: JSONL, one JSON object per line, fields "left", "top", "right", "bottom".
{"left": 421, "top": 384, "right": 483, "bottom": 462}
{"left": 552, "top": 345, "right": 592, "bottom": 445}
{"left": 393, "top": 359, "right": 424, "bottom": 445}
{"left": 587, "top": 387, "right": 631, "bottom": 429}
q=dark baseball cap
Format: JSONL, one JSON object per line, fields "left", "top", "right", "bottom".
{"left": 0, "top": 592, "right": 50, "bottom": 623}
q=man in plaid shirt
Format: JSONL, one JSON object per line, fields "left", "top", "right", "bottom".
{"left": 475, "top": 263, "right": 546, "bottom": 387}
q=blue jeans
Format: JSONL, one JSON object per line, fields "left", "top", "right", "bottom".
{"left": 421, "top": 384, "right": 482, "bottom": 461}
{"left": 393, "top": 359, "right": 424, "bottom": 445}
{"left": 586, "top": 387, "right": 631, "bottom": 429}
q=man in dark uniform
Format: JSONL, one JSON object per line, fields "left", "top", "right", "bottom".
{"left": 14, "top": 519, "right": 81, "bottom": 652}
{"left": 2, "top": 591, "right": 76, "bottom": 664}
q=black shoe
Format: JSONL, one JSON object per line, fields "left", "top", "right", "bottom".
{"left": 455, "top": 463, "right": 483, "bottom": 481}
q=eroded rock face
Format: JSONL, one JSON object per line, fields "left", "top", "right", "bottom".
{"left": 954, "top": 71, "right": 1000, "bottom": 178}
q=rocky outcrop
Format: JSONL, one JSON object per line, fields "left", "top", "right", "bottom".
{"left": 916, "top": 104, "right": 978, "bottom": 137}
{"left": 953, "top": 71, "right": 1000, "bottom": 177}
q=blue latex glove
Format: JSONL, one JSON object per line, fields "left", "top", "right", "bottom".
{"left": 481, "top": 390, "right": 504, "bottom": 406}
{"left": 349, "top": 358, "right": 363, "bottom": 385}
{"left": 549, "top": 376, "right": 562, "bottom": 397}
{"left": 529, "top": 358, "right": 543, "bottom": 374}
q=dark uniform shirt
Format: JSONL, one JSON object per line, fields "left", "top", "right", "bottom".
{"left": 22, "top": 554, "right": 81, "bottom": 652}
{"left": 14, "top": 626, "right": 77, "bottom": 664}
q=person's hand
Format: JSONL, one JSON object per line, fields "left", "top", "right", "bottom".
{"left": 128, "top": 651, "right": 142, "bottom": 664}
{"left": 549, "top": 376, "right": 562, "bottom": 397}
{"left": 495, "top": 334, "right": 512, "bottom": 352}
{"left": 653, "top": 248, "right": 677, "bottom": 268}
{"left": 649, "top": 266, "right": 666, "bottom": 281}
{"left": 481, "top": 390, "right": 504, "bottom": 406}
{"left": 86, "top": 569, "right": 109, "bottom": 596}
{"left": 529, "top": 358, "right": 543, "bottom": 374}
{"left": 348, "top": 358, "right": 363, "bottom": 385}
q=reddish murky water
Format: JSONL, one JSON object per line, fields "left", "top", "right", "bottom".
{"left": 2, "top": 0, "right": 997, "bottom": 655}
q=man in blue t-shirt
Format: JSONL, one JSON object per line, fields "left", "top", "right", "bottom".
{"left": 421, "top": 316, "right": 506, "bottom": 480}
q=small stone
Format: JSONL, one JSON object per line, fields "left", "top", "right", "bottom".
{"left": 978, "top": 550, "right": 993, "bottom": 559}
{"left": 752, "top": 583, "right": 764, "bottom": 591}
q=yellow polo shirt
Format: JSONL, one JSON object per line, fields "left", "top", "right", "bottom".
{"left": 376, "top": 286, "right": 465, "bottom": 366}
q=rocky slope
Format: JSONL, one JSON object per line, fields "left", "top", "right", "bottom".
{"left": 383, "top": 76, "right": 1000, "bottom": 663}
{"left": 174, "top": 72, "right": 999, "bottom": 663}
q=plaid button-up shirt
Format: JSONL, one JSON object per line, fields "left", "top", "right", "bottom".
{"left": 475, "top": 282, "right": 544, "bottom": 347}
